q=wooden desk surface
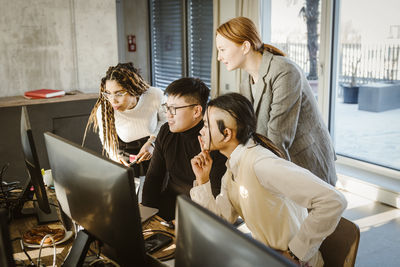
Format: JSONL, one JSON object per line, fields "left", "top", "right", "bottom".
{"left": 143, "top": 216, "right": 176, "bottom": 261}
{"left": 9, "top": 189, "right": 74, "bottom": 266}
{"left": 9, "top": 189, "right": 175, "bottom": 266}
{"left": 0, "top": 91, "right": 98, "bottom": 108}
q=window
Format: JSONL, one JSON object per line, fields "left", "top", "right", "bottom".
{"left": 266, "top": 0, "right": 321, "bottom": 98}
{"left": 149, "top": 0, "right": 213, "bottom": 89}
{"left": 262, "top": 0, "right": 400, "bottom": 172}
{"left": 150, "top": 0, "right": 184, "bottom": 89}
{"left": 187, "top": 0, "right": 213, "bottom": 86}
{"left": 331, "top": 0, "right": 400, "bottom": 171}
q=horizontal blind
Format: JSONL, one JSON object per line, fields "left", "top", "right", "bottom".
{"left": 150, "top": 0, "right": 184, "bottom": 90}
{"left": 187, "top": 0, "right": 213, "bottom": 88}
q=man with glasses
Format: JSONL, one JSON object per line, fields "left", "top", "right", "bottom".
{"left": 142, "top": 78, "right": 227, "bottom": 220}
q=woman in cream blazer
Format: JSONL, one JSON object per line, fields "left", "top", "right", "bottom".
{"left": 215, "top": 17, "right": 337, "bottom": 186}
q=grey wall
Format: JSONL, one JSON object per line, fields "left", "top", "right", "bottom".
{"left": 117, "top": 0, "right": 151, "bottom": 82}
{"left": 0, "top": 0, "right": 119, "bottom": 97}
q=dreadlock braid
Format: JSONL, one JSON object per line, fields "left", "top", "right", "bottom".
{"left": 82, "top": 62, "right": 150, "bottom": 158}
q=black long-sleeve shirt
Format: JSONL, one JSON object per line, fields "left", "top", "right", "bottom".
{"left": 142, "top": 121, "right": 227, "bottom": 215}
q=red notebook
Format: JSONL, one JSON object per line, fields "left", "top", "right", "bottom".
{"left": 24, "top": 89, "right": 66, "bottom": 99}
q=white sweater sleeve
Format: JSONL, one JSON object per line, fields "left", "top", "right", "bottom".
{"left": 254, "top": 156, "right": 347, "bottom": 261}
{"left": 190, "top": 172, "right": 239, "bottom": 224}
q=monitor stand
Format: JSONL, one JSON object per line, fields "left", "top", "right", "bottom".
{"left": 63, "top": 230, "right": 94, "bottom": 267}
{"left": 21, "top": 201, "right": 59, "bottom": 224}
{"left": 10, "top": 180, "right": 59, "bottom": 224}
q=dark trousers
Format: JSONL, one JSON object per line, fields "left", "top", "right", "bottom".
{"left": 156, "top": 188, "right": 178, "bottom": 221}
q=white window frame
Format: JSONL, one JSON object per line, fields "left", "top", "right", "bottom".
{"left": 319, "top": 0, "right": 400, "bottom": 179}
{"left": 320, "top": 0, "right": 400, "bottom": 208}
{"left": 262, "top": 0, "right": 400, "bottom": 207}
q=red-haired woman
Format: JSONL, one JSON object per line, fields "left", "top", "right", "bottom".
{"left": 215, "top": 17, "right": 337, "bottom": 186}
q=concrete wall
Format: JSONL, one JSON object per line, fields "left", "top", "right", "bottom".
{"left": 217, "top": 0, "right": 238, "bottom": 95}
{"left": 0, "top": 0, "right": 119, "bottom": 97}
{"left": 121, "top": 0, "right": 151, "bottom": 82}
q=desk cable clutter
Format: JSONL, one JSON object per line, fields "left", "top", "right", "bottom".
{"left": 0, "top": 163, "right": 26, "bottom": 220}
{"left": 12, "top": 235, "right": 57, "bottom": 267}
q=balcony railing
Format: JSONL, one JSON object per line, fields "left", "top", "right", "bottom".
{"left": 273, "top": 42, "right": 400, "bottom": 84}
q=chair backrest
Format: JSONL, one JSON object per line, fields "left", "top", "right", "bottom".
{"left": 319, "top": 217, "right": 360, "bottom": 267}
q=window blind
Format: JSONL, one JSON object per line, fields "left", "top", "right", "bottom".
{"left": 149, "top": 0, "right": 213, "bottom": 89}
{"left": 150, "top": 0, "right": 184, "bottom": 89}
{"left": 187, "top": 0, "right": 213, "bottom": 88}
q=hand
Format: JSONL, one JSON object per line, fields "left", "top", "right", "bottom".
{"left": 136, "top": 141, "right": 154, "bottom": 163}
{"left": 191, "top": 136, "right": 212, "bottom": 185}
{"left": 281, "top": 250, "right": 301, "bottom": 266}
{"left": 118, "top": 155, "right": 129, "bottom": 166}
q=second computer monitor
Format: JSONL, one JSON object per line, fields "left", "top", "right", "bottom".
{"left": 175, "top": 195, "right": 297, "bottom": 267}
{"left": 20, "top": 106, "right": 58, "bottom": 224}
{"left": 44, "top": 132, "right": 146, "bottom": 266}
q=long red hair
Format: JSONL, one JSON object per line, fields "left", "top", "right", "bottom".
{"left": 216, "top": 16, "right": 285, "bottom": 56}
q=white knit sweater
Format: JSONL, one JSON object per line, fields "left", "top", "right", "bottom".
{"left": 191, "top": 140, "right": 347, "bottom": 266}
{"left": 96, "top": 86, "right": 166, "bottom": 160}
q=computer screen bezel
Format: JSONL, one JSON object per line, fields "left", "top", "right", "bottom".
{"left": 44, "top": 132, "right": 146, "bottom": 266}
{"left": 175, "top": 195, "right": 297, "bottom": 267}
{"left": 20, "top": 106, "right": 58, "bottom": 224}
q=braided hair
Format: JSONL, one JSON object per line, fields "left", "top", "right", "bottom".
{"left": 83, "top": 62, "right": 150, "bottom": 158}
{"left": 207, "top": 93, "right": 285, "bottom": 159}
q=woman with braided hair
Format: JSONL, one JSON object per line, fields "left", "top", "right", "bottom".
{"left": 84, "top": 62, "right": 166, "bottom": 176}
{"left": 215, "top": 17, "right": 337, "bottom": 186}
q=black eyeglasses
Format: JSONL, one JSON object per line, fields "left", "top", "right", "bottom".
{"left": 162, "top": 103, "right": 199, "bottom": 115}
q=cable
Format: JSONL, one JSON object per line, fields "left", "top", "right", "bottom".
{"left": 19, "top": 239, "right": 35, "bottom": 266}
{"left": 142, "top": 229, "right": 175, "bottom": 237}
{"left": 37, "top": 234, "right": 57, "bottom": 267}
{"left": 0, "top": 163, "right": 10, "bottom": 198}
{"left": 88, "top": 257, "right": 118, "bottom": 266}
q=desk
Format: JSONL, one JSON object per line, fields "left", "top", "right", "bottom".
{"left": 9, "top": 189, "right": 73, "bottom": 266}
{"left": 0, "top": 91, "right": 101, "bottom": 185}
{"left": 9, "top": 189, "right": 175, "bottom": 266}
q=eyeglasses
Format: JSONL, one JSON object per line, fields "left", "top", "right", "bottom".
{"left": 101, "top": 91, "right": 128, "bottom": 101}
{"left": 162, "top": 103, "right": 198, "bottom": 115}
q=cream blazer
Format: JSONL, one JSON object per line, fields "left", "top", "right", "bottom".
{"left": 240, "top": 51, "right": 337, "bottom": 186}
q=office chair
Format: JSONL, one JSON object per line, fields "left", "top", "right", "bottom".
{"left": 319, "top": 217, "right": 360, "bottom": 267}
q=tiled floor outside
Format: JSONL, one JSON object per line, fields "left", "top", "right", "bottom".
{"left": 334, "top": 101, "right": 400, "bottom": 170}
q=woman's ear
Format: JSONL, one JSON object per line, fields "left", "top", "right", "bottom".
{"left": 242, "top": 41, "right": 251, "bottom": 55}
{"left": 222, "top": 128, "right": 233, "bottom": 142}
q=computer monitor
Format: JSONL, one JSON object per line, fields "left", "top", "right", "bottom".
{"left": 20, "top": 106, "right": 58, "bottom": 224}
{"left": 0, "top": 209, "right": 15, "bottom": 267}
{"left": 44, "top": 132, "right": 147, "bottom": 266}
{"left": 175, "top": 195, "right": 297, "bottom": 267}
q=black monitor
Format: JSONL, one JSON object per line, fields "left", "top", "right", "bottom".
{"left": 20, "top": 106, "right": 58, "bottom": 224}
{"left": 175, "top": 195, "right": 297, "bottom": 267}
{"left": 44, "top": 132, "right": 147, "bottom": 266}
{"left": 0, "top": 209, "right": 15, "bottom": 267}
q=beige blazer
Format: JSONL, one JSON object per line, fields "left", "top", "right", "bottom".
{"left": 240, "top": 51, "right": 337, "bottom": 186}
